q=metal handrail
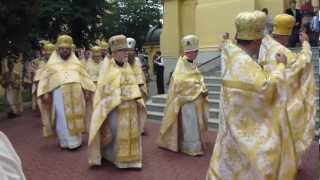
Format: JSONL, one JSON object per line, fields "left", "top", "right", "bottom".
{"left": 197, "top": 55, "right": 221, "bottom": 68}
{"left": 166, "top": 55, "right": 221, "bottom": 85}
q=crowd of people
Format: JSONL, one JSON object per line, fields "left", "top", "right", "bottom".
{"left": 263, "top": 0, "right": 320, "bottom": 47}
{"left": 0, "top": 3, "right": 318, "bottom": 180}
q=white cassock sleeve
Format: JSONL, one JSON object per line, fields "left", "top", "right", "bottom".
{"left": 0, "top": 131, "right": 26, "bottom": 180}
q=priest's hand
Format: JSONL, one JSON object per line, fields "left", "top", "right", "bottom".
{"left": 276, "top": 53, "right": 287, "bottom": 65}
{"left": 100, "top": 122, "right": 112, "bottom": 146}
{"left": 202, "top": 132, "right": 210, "bottom": 151}
{"left": 203, "top": 91, "right": 208, "bottom": 97}
{"left": 41, "top": 94, "right": 52, "bottom": 105}
{"left": 84, "top": 90, "right": 92, "bottom": 101}
{"left": 222, "top": 32, "right": 230, "bottom": 40}
{"left": 47, "top": 94, "right": 52, "bottom": 105}
{"left": 299, "top": 32, "right": 309, "bottom": 43}
{"left": 219, "top": 32, "right": 231, "bottom": 50}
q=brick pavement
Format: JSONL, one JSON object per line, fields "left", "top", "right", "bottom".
{"left": 0, "top": 110, "right": 319, "bottom": 180}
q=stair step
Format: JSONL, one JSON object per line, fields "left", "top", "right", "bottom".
{"left": 146, "top": 102, "right": 166, "bottom": 112}
{"left": 147, "top": 111, "right": 163, "bottom": 121}
{"left": 207, "top": 83, "right": 221, "bottom": 92}
{"left": 208, "top": 118, "right": 219, "bottom": 129}
{"left": 209, "top": 108, "right": 219, "bottom": 119}
{"left": 151, "top": 94, "right": 167, "bottom": 104}
{"left": 204, "top": 77, "right": 221, "bottom": 84}
{"left": 208, "top": 91, "right": 220, "bottom": 99}
{"left": 208, "top": 99, "right": 220, "bottom": 109}
{"left": 313, "top": 59, "right": 319, "bottom": 63}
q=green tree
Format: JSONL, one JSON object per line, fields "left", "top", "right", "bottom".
{"left": 113, "top": 0, "right": 162, "bottom": 49}
{"left": 0, "top": 0, "right": 39, "bottom": 59}
{"left": 0, "top": 0, "right": 162, "bottom": 61}
{"left": 34, "top": 0, "right": 114, "bottom": 48}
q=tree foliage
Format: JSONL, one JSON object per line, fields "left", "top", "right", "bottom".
{"left": 0, "top": 0, "right": 39, "bottom": 57}
{"left": 34, "top": 0, "right": 114, "bottom": 48}
{"left": 0, "top": 0, "right": 162, "bottom": 60}
{"left": 104, "top": 0, "right": 162, "bottom": 48}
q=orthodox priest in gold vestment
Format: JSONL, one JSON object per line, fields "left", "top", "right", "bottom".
{"left": 88, "top": 35, "right": 146, "bottom": 168}
{"left": 98, "top": 40, "right": 110, "bottom": 60}
{"left": 35, "top": 35, "right": 95, "bottom": 149}
{"left": 259, "top": 14, "right": 317, "bottom": 163}
{"left": 84, "top": 46, "right": 103, "bottom": 131}
{"left": 33, "top": 42, "right": 55, "bottom": 135}
{"left": 158, "top": 35, "right": 209, "bottom": 156}
{"left": 127, "top": 37, "right": 148, "bottom": 134}
{"left": 13, "top": 53, "right": 23, "bottom": 80}
{"left": 1, "top": 60, "right": 23, "bottom": 118}
{"left": 207, "top": 11, "right": 315, "bottom": 180}
{"left": 30, "top": 42, "right": 55, "bottom": 110}
{"left": 86, "top": 46, "right": 103, "bottom": 83}
{"left": 3, "top": 53, "right": 24, "bottom": 116}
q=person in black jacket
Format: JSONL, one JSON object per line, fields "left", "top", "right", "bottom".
{"left": 154, "top": 51, "right": 164, "bottom": 94}
{"left": 286, "top": 1, "right": 302, "bottom": 47}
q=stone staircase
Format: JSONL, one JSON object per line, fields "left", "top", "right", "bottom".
{"left": 147, "top": 51, "right": 320, "bottom": 130}
{"left": 147, "top": 76, "right": 221, "bottom": 129}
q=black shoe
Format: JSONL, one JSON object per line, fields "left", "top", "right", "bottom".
{"left": 7, "top": 112, "right": 18, "bottom": 119}
{"left": 67, "top": 145, "right": 82, "bottom": 152}
{"left": 141, "top": 131, "right": 148, "bottom": 136}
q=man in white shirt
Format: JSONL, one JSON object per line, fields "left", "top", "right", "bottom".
{"left": 310, "top": 8, "right": 320, "bottom": 46}
{"left": 262, "top": 8, "right": 273, "bottom": 35}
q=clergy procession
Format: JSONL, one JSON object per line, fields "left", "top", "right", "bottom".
{"left": 0, "top": 1, "right": 319, "bottom": 180}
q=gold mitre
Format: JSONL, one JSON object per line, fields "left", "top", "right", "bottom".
{"left": 182, "top": 35, "right": 199, "bottom": 52}
{"left": 39, "top": 40, "right": 50, "bottom": 45}
{"left": 99, "top": 40, "right": 109, "bottom": 50}
{"left": 108, "top": 35, "right": 127, "bottom": 52}
{"left": 72, "top": 44, "right": 76, "bottom": 51}
{"left": 43, "top": 42, "right": 55, "bottom": 54}
{"left": 127, "top": 37, "right": 136, "bottom": 50}
{"left": 272, "top": 14, "right": 295, "bottom": 36}
{"left": 235, "top": 11, "right": 267, "bottom": 40}
{"left": 56, "top": 35, "right": 74, "bottom": 48}
{"left": 91, "top": 46, "right": 102, "bottom": 56}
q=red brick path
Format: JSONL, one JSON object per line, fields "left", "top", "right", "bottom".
{"left": 0, "top": 110, "right": 319, "bottom": 180}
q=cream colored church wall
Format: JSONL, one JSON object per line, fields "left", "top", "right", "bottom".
{"left": 161, "top": 0, "right": 296, "bottom": 54}
{"left": 313, "top": 0, "right": 319, "bottom": 7}
{"left": 160, "top": 0, "right": 181, "bottom": 58}
{"left": 255, "top": 0, "right": 285, "bottom": 16}
{"left": 195, "top": 0, "right": 255, "bottom": 50}
{"left": 181, "top": 0, "right": 197, "bottom": 37}
{"left": 160, "top": 0, "right": 305, "bottom": 91}
{"left": 160, "top": 0, "right": 200, "bottom": 91}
